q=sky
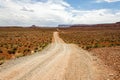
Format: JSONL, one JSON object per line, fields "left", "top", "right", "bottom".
{"left": 0, "top": 0, "right": 120, "bottom": 26}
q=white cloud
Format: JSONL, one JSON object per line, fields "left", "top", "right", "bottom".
{"left": 96, "top": 0, "right": 120, "bottom": 3}
{"left": 21, "top": 7, "right": 34, "bottom": 12}
{"left": 0, "top": 0, "right": 120, "bottom": 26}
{"left": 71, "top": 9, "right": 120, "bottom": 24}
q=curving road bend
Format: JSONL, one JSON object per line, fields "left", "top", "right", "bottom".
{"left": 0, "top": 32, "right": 116, "bottom": 80}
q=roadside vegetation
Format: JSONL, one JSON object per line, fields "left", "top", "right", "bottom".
{"left": 59, "top": 27, "right": 120, "bottom": 50}
{"left": 0, "top": 27, "right": 55, "bottom": 64}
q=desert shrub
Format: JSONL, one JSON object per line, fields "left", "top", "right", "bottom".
{"left": 86, "top": 45, "right": 92, "bottom": 50}
{"left": 0, "top": 49, "right": 3, "bottom": 53}
{"left": 0, "top": 56, "right": 5, "bottom": 60}
{"left": 8, "top": 50, "right": 16, "bottom": 54}
{"left": 23, "top": 49, "right": 31, "bottom": 53}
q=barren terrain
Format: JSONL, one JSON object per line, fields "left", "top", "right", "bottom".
{"left": 0, "top": 32, "right": 118, "bottom": 80}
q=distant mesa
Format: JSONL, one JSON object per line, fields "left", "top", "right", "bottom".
{"left": 58, "top": 22, "right": 120, "bottom": 28}
{"left": 58, "top": 25, "right": 71, "bottom": 27}
{"left": 29, "top": 25, "right": 41, "bottom": 28}
{"left": 31, "top": 25, "right": 37, "bottom": 28}
{"left": 116, "top": 22, "right": 120, "bottom": 24}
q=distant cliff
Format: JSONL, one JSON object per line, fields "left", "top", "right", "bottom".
{"left": 58, "top": 22, "right": 120, "bottom": 28}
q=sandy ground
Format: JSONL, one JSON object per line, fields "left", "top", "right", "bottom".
{"left": 0, "top": 32, "right": 117, "bottom": 80}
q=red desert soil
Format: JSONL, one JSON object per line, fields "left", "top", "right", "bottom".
{"left": 90, "top": 47, "right": 120, "bottom": 79}
{"left": 0, "top": 32, "right": 118, "bottom": 80}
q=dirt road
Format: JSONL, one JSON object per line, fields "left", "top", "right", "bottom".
{"left": 0, "top": 32, "right": 117, "bottom": 80}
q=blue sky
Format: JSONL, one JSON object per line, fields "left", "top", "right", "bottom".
{"left": 66, "top": 0, "right": 120, "bottom": 10}
{"left": 0, "top": 0, "right": 120, "bottom": 26}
